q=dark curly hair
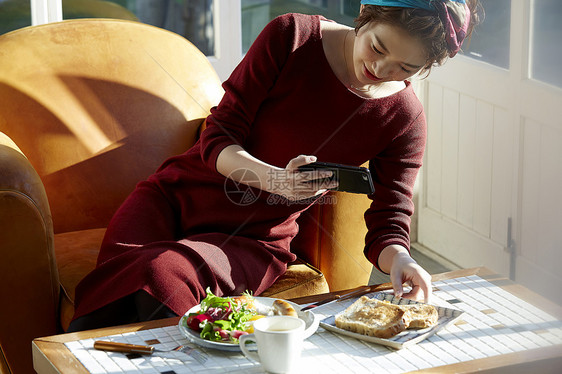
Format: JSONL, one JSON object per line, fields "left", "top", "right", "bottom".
{"left": 355, "top": 0, "right": 482, "bottom": 75}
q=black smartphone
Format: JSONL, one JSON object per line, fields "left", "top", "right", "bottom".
{"left": 298, "top": 162, "right": 375, "bottom": 195}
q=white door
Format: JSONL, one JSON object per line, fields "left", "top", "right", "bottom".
{"left": 418, "top": 0, "right": 562, "bottom": 304}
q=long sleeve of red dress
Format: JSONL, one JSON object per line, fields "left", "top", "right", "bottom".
{"left": 199, "top": 14, "right": 311, "bottom": 171}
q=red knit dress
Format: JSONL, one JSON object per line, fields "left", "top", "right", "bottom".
{"left": 71, "top": 13, "right": 426, "bottom": 320}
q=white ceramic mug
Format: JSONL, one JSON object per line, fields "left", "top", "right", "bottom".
{"left": 239, "top": 316, "right": 305, "bottom": 373}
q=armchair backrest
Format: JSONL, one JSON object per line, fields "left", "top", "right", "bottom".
{"left": 0, "top": 19, "right": 224, "bottom": 234}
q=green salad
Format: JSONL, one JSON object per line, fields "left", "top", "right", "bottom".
{"left": 183, "top": 288, "right": 262, "bottom": 343}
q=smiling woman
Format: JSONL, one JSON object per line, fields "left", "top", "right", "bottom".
{"left": 67, "top": 0, "right": 482, "bottom": 333}
{"left": 343, "top": 22, "right": 427, "bottom": 95}
{"left": 356, "top": 2, "right": 480, "bottom": 71}
{"left": 371, "top": 32, "right": 425, "bottom": 72}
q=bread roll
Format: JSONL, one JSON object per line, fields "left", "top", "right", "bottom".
{"left": 272, "top": 299, "right": 298, "bottom": 317}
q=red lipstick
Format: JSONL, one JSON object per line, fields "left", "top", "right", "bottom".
{"left": 363, "top": 65, "right": 381, "bottom": 82}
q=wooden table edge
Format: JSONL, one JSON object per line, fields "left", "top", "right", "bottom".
{"left": 414, "top": 344, "right": 562, "bottom": 373}
{"left": 32, "top": 340, "right": 89, "bottom": 374}
{"left": 32, "top": 267, "right": 562, "bottom": 373}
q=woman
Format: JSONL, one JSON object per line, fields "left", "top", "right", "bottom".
{"left": 68, "top": 0, "right": 481, "bottom": 331}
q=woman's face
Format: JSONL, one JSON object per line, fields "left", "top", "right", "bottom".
{"left": 352, "top": 21, "right": 427, "bottom": 85}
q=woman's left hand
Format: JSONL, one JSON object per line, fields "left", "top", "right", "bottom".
{"left": 388, "top": 250, "right": 432, "bottom": 303}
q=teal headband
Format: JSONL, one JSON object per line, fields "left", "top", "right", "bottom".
{"left": 360, "top": 0, "right": 435, "bottom": 11}
{"left": 360, "top": 0, "right": 470, "bottom": 57}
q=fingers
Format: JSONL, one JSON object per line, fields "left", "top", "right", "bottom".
{"left": 420, "top": 275, "right": 432, "bottom": 304}
{"left": 391, "top": 271, "right": 404, "bottom": 299}
{"left": 413, "top": 267, "right": 433, "bottom": 303}
{"left": 301, "top": 173, "right": 336, "bottom": 191}
{"left": 286, "top": 155, "right": 337, "bottom": 192}
{"left": 389, "top": 255, "right": 432, "bottom": 303}
{"left": 286, "top": 155, "right": 316, "bottom": 170}
{"left": 396, "top": 276, "right": 432, "bottom": 303}
{"left": 401, "top": 285, "right": 425, "bottom": 302}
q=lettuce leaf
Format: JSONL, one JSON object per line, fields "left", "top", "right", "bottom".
{"left": 197, "top": 287, "right": 256, "bottom": 342}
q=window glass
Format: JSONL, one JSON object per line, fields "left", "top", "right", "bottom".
{"left": 242, "top": 0, "right": 514, "bottom": 70}
{"left": 531, "top": 0, "right": 562, "bottom": 89}
{"left": 461, "top": 0, "right": 511, "bottom": 69}
{"left": 241, "top": 0, "right": 360, "bottom": 54}
{"left": 62, "top": 0, "right": 215, "bottom": 56}
{"left": 0, "top": 0, "right": 32, "bottom": 35}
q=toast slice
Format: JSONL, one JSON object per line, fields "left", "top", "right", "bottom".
{"left": 400, "top": 304, "right": 438, "bottom": 329}
{"left": 335, "top": 296, "right": 411, "bottom": 339}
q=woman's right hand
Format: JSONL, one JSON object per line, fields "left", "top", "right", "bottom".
{"left": 266, "top": 155, "right": 337, "bottom": 201}
{"left": 380, "top": 245, "right": 432, "bottom": 304}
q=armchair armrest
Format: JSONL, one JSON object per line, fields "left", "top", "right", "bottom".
{"left": 0, "top": 132, "right": 59, "bottom": 373}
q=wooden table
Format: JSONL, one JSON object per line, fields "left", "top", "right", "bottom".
{"left": 32, "top": 268, "right": 562, "bottom": 373}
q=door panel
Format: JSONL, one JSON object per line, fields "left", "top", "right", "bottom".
{"left": 521, "top": 119, "right": 562, "bottom": 275}
{"left": 473, "top": 100, "right": 494, "bottom": 238}
{"left": 441, "top": 88, "right": 460, "bottom": 221}
{"left": 457, "top": 95, "right": 476, "bottom": 228}
{"left": 490, "top": 107, "right": 512, "bottom": 245}
{"left": 425, "top": 83, "right": 443, "bottom": 213}
{"left": 420, "top": 77, "right": 512, "bottom": 273}
{"left": 518, "top": 118, "right": 562, "bottom": 300}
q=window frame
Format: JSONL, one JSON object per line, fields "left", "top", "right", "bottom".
{"left": 30, "top": 0, "right": 62, "bottom": 25}
{"left": 30, "top": 0, "right": 242, "bottom": 82}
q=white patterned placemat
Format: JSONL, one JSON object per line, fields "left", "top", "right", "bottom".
{"left": 65, "top": 275, "right": 562, "bottom": 373}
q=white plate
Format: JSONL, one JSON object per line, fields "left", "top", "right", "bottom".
{"left": 178, "top": 296, "right": 320, "bottom": 351}
{"left": 319, "top": 292, "right": 463, "bottom": 350}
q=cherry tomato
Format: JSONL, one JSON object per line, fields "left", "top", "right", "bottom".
{"left": 186, "top": 313, "right": 212, "bottom": 332}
